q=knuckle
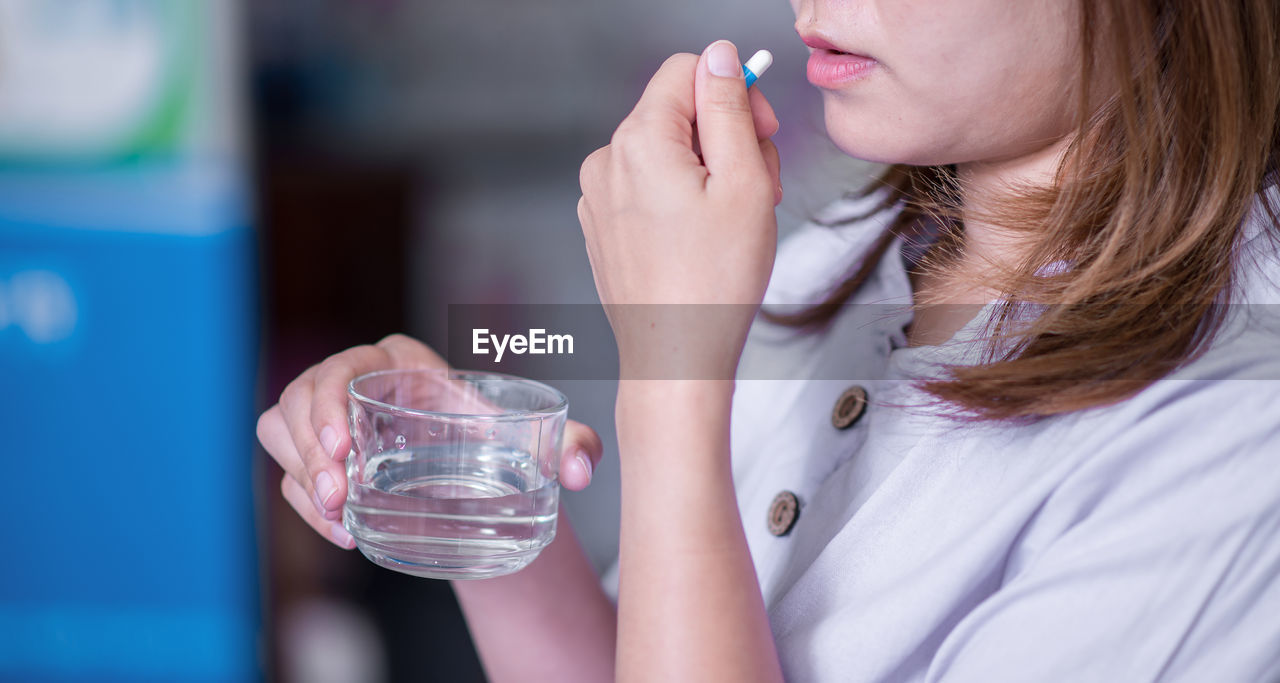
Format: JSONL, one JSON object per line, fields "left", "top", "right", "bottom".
{"left": 579, "top": 147, "right": 607, "bottom": 192}
{"left": 317, "top": 352, "right": 359, "bottom": 384}
{"left": 659, "top": 52, "right": 698, "bottom": 73}
{"left": 608, "top": 122, "right": 636, "bottom": 151}
{"left": 585, "top": 144, "right": 610, "bottom": 165}
{"left": 377, "top": 333, "right": 411, "bottom": 350}
{"left": 373, "top": 335, "right": 408, "bottom": 366}
{"left": 255, "top": 408, "right": 276, "bottom": 444}
{"left": 375, "top": 335, "right": 418, "bottom": 370}
{"left": 279, "top": 379, "right": 303, "bottom": 410}
{"left": 610, "top": 125, "right": 650, "bottom": 163}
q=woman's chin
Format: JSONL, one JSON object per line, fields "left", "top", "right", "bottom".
{"left": 823, "top": 109, "right": 954, "bottom": 167}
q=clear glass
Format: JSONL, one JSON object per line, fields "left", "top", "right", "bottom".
{"left": 343, "top": 369, "right": 568, "bottom": 579}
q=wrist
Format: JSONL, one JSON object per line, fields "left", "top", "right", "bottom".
{"left": 615, "top": 380, "right": 735, "bottom": 421}
{"left": 609, "top": 304, "right": 753, "bottom": 380}
{"left": 614, "top": 380, "right": 736, "bottom": 476}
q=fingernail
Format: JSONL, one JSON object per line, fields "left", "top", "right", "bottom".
{"left": 319, "top": 425, "right": 339, "bottom": 458}
{"left": 575, "top": 449, "right": 593, "bottom": 482}
{"left": 315, "top": 471, "right": 339, "bottom": 509}
{"left": 330, "top": 522, "right": 354, "bottom": 548}
{"left": 776, "top": 184, "right": 784, "bottom": 203}
{"left": 707, "top": 41, "right": 740, "bottom": 78}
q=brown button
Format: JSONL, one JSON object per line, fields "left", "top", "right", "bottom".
{"left": 831, "top": 385, "right": 869, "bottom": 430}
{"left": 767, "top": 491, "right": 800, "bottom": 536}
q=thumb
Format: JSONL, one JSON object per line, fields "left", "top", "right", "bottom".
{"left": 559, "top": 419, "right": 604, "bottom": 491}
{"left": 695, "top": 40, "right": 767, "bottom": 187}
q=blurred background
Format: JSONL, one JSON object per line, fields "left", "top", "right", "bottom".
{"left": 0, "top": 0, "right": 873, "bottom": 680}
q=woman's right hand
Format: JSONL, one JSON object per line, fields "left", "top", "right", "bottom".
{"left": 256, "top": 333, "right": 606, "bottom": 548}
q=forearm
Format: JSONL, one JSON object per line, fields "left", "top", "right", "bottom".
{"left": 614, "top": 380, "right": 783, "bottom": 682}
{"left": 452, "top": 510, "right": 617, "bottom": 682}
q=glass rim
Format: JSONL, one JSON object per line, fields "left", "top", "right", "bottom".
{"left": 347, "top": 368, "right": 569, "bottom": 421}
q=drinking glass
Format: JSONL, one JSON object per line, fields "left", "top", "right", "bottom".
{"left": 343, "top": 369, "right": 568, "bottom": 579}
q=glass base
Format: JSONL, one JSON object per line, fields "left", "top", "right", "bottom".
{"left": 352, "top": 537, "right": 550, "bottom": 580}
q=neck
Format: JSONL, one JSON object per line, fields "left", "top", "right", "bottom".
{"left": 905, "top": 137, "right": 1075, "bottom": 343}
{"left": 953, "top": 135, "right": 1073, "bottom": 272}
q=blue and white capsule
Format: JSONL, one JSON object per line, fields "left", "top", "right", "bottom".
{"left": 743, "top": 49, "right": 773, "bottom": 89}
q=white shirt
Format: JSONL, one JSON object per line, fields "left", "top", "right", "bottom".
{"left": 604, "top": 186, "right": 1280, "bottom": 682}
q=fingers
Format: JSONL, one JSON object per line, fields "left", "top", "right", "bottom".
{"left": 276, "top": 337, "right": 444, "bottom": 524}
{"left": 760, "top": 138, "right": 783, "bottom": 205}
{"left": 377, "top": 332, "right": 449, "bottom": 370}
{"left": 282, "top": 475, "right": 356, "bottom": 549}
{"left": 694, "top": 40, "right": 768, "bottom": 187}
{"left": 276, "top": 366, "right": 346, "bottom": 521}
{"left": 627, "top": 48, "right": 776, "bottom": 141}
{"left": 625, "top": 52, "right": 699, "bottom": 138}
{"left": 261, "top": 334, "right": 537, "bottom": 553}
{"left": 748, "top": 88, "right": 779, "bottom": 141}
{"left": 309, "top": 334, "right": 449, "bottom": 460}
{"left": 559, "top": 419, "right": 605, "bottom": 491}
{"left": 258, "top": 404, "right": 308, "bottom": 494}
{"left": 608, "top": 45, "right": 778, "bottom": 197}
{"left": 259, "top": 403, "right": 354, "bottom": 549}
{"left": 615, "top": 53, "right": 703, "bottom": 170}
{"left": 307, "top": 343, "right": 395, "bottom": 468}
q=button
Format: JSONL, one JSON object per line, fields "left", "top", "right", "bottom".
{"left": 767, "top": 490, "right": 800, "bottom": 536}
{"left": 831, "top": 385, "right": 869, "bottom": 430}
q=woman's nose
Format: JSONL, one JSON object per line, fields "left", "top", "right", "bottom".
{"left": 791, "top": 0, "right": 819, "bottom": 33}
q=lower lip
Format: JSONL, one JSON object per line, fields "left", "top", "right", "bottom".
{"left": 806, "top": 50, "right": 877, "bottom": 88}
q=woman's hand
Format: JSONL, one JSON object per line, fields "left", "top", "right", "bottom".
{"left": 577, "top": 41, "right": 786, "bottom": 681}
{"left": 577, "top": 40, "right": 782, "bottom": 379}
{"left": 255, "top": 333, "right": 605, "bottom": 548}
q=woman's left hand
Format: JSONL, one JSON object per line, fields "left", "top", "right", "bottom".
{"left": 577, "top": 40, "right": 782, "bottom": 379}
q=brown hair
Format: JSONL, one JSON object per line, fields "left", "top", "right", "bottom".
{"left": 768, "top": 0, "right": 1280, "bottom": 421}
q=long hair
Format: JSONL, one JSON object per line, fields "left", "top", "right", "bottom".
{"left": 767, "top": 0, "right": 1280, "bottom": 421}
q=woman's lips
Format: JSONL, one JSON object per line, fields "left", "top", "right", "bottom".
{"left": 806, "top": 49, "right": 877, "bottom": 88}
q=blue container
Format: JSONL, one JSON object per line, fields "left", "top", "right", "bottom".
{"left": 0, "top": 165, "right": 259, "bottom": 682}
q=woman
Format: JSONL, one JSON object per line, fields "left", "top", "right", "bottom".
{"left": 257, "top": 0, "right": 1280, "bottom": 679}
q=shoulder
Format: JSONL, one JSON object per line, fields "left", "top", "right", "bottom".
{"left": 932, "top": 395, "right": 1280, "bottom": 681}
{"left": 765, "top": 189, "right": 902, "bottom": 306}
{"left": 1170, "top": 186, "right": 1280, "bottom": 381}
{"left": 1045, "top": 369, "right": 1280, "bottom": 546}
